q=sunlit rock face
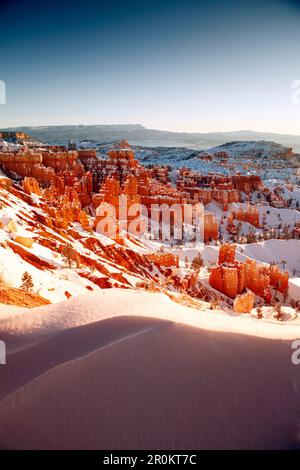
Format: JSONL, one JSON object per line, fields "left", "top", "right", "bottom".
{"left": 0, "top": 140, "right": 224, "bottom": 245}
{"left": 0, "top": 146, "right": 93, "bottom": 209}
{"left": 234, "top": 290, "right": 255, "bottom": 313}
{"left": 209, "top": 243, "right": 289, "bottom": 303}
{"left": 22, "top": 177, "right": 41, "bottom": 196}
{"left": 146, "top": 253, "right": 179, "bottom": 268}
{"left": 0, "top": 131, "right": 29, "bottom": 140}
{"left": 0, "top": 152, "right": 43, "bottom": 178}
{"left": 218, "top": 243, "right": 236, "bottom": 264}
{"left": 177, "top": 169, "right": 263, "bottom": 210}
{"left": 204, "top": 213, "right": 219, "bottom": 242}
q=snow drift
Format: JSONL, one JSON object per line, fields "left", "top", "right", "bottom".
{"left": 0, "top": 289, "right": 300, "bottom": 450}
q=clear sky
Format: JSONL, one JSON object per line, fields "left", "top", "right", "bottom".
{"left": 1, "top": 0, "right": 300, "bottom": 134}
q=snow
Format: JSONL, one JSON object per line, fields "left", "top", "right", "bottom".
{"left": 235, "top": 239, "right": 300, "bottom": 273}
{"left": 289, "top": 278, "right": 300, "bottom": 302}
{"left": 0, "top": 289, "right": 299, "bottom": 449}
{"left": 230, "top": 203, "right": 300, "bottom": 229}
{"left": 1, "top": 288, "right": 299, "bottom": 353}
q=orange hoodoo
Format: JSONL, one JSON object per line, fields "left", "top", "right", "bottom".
{"left": 209, "top": 243, "right": 288, "bottom": 303}
{"left": 22, "top": 177, "right": 41, "bottom": 196}
{"left": 269, "top": 265, "right": 289, "bottom": 294}
{"left": 204, "top": 213, "right": 219, "bottom": 242}
{"left": 218, "top": 243, "right": 236, "bottom": 264}
{"left": 221, "top": 266, "right": 239, "bottom": 298}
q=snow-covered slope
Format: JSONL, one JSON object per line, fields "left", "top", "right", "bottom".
{"left": 133, "top": 140, "right": 299, "bottom": 174}
{"left": 0, "top": 182, "right": 179, "bottom": 303}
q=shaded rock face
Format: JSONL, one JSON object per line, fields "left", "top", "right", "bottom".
{"left": 209, "top": 243, "right": 289, "bottom": 302}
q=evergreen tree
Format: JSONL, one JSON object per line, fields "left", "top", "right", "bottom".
{"left": 21, "top": 272, "right": 34, "bottom": 292}
{"left": 191, "top": 253, "right": 203, "bottom": 272}
{"left": 62, "top": 243, "right": 80, "bottom": 268}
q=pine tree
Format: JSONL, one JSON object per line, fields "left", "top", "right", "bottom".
{"left": 256, "top": 307, "right": 263, "bottom": 319}
{"left": 21, "top": 272, "right": 34, "bottom": 292}
{"left": 62, "top": 243, "right": 80, "bottom": 268}
{"left": 191, "top": 253, "right": 203, "bottom": 272}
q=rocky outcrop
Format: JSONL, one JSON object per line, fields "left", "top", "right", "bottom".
{"left": 7, "top": 241, "right": 55, "bottom": 270}
{"left": 204, "top": 213, "right": 219, "bottom": 242}
{"left": 231, "top": 206, "right": 260, "bottom": 228}
{"left": 177, "top": 170, "right": 263, "bottom": 209}
{"left": 209, "top": 243, "right": 288, "bottom": 302}
{"left": 145, "top": 253, "right": 179, "bottom": 268}
{"left": 233, "top": 290, "right": 255, "bottom": 313}
{"left": 0, "top": 282, "right": 50, "bottom": 307}
{"left": 219, "top": 243, "right": 236, "bottom": 264}
{"left": 22, "top": 177, "right": 41, "bottom": 195}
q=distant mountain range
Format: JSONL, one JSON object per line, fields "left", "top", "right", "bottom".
{"left": 2, "top": 124, "right": 300, "bottom": 152}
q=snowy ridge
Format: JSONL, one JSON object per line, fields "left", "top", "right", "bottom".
{"left": 0, "top": 289, "right": 299, "bottom": 449}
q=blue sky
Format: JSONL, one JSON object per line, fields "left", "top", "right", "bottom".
{"left": 1, "top": 0, "right": 300, "bottom": 133}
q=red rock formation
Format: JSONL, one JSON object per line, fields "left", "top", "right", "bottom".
{"left": 270, "top": 265, "right": 289, "bottom": 294}
{"left": 0, "top": 176, "right": 12, "bottom": 189}
{"left": 22, "top": 177, "right": 41, "bottom": 196}
{"left": 7, "top": 241, "right": 54, "bottom": 270}
{"left": 0, "top": 152, "right": 43, "bottom": 178}
{"left": 231, "top": 206, "right": 260, "bottom": 228}
{"left": 209, "top": 243, "right": 288, "bottom": 303}
{"left": 0, "top": 131, "right": 29, "bottom": 140}
{"left": 232, "top": 175, "right": 263, "bottom": 193}
{"left": 146, "top": 253, "right": 179, "bottom": 268}
{"left": 149, "top": 166, "right": 170, "bottom": 184}
{"left": 233, "top": 290, "right": 255, "bottom": 313}
{"left": 245, "top": 260, "right": 272, "bottom": 303}
{"left": 0, "top": 148, "right": 92, "bottom": 207}
{"left": 204, "top": 213, "right": 219, "bottom": 242}
{"left": 221, "top": 266, "right": 239, "bottom": 298}
{"left": 219, "top": 243, "right": 236, "bottom": 264}
{"left": 177, "top": 170, "right": 263, "bottom": 209}
{"left": 41, "top": 150, "right": 79, "bottom": 172}
{"left": 79, "top": 210, "right": 91, "bottom": 232}
{"left": 209, "top": 266, "right": 223, "bottom": 292}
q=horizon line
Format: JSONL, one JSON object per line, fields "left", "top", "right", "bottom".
{"left": 1, "top": 124, "right": 300, "bottom": 138}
